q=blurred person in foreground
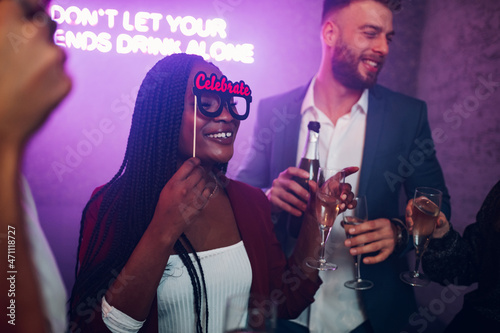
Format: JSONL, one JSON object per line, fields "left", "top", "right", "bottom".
{"left": 0, "top": 0, "right": 71, "bottom": 332}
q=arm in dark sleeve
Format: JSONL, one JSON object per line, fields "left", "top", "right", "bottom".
{"left": 236, "top": 182, "right": 321, "bottom": 319}
{"left": 387, "top": 101, "right": 451, "bottom": 258}
{"left": 72, "top": 188, "right": 160, "bottom": 333}
{"left": 422, "top": 223, "right": 480, "bottom": 286}
{"left": 70, "top": 187, "right": 115, "bottom": 332}
{"left": 263, "top": 214, "right": 322, "bottom": 319}
{"left": 403, "top": 101, "right": 451, "bottom": 220}
{"left": 385, "top": 101, "right": 450, "bottom": 257}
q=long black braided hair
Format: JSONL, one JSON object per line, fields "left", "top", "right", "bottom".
{"left": 69, "top": 53, "right": 212, "bottom": 332}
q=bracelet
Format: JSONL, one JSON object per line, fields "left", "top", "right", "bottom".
{"left": 390, "top": 218, "right": 409, "bottom": 251}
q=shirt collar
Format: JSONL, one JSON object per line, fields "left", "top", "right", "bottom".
{"left": 301, "top": 76, "right": 369, "bottom": 117}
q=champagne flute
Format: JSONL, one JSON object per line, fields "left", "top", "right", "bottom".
{"left": 400, "top": 187, "right": 442, "bottom": 287}
{"left": 306, "top": 168, "right": 343, "bottom": 271}
{"left": 343, "top": 196, "right": 374, "bottom": 290}
{"left": 224, "top": 293, "right": 277, "bottom": 333}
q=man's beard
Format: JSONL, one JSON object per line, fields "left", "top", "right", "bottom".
{"left": 331, "top": 38, "right": 382, "bottom": 90}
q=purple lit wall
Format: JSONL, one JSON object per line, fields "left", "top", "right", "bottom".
{"left": 22, "top": 0, "right": 500, "bottom": 331}
{"left": 24, "top": 0, "right": 323, "bottom": 300}
{"left": 413, "top": 1, "right": 500, "bottom": 331}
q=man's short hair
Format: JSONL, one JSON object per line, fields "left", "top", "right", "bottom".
{"left": 322, "top": 0, "right": 402, "bottom": 23}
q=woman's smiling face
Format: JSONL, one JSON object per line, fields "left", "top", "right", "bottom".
{"left": 178, "top": 61, "right": 240, "bottom": 166}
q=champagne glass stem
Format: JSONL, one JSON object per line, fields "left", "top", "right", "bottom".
{"left": 355, "top": 255, "right": 361, "bottom": 280}
{"left": 319, "top": 227, "right": 327, "bottom": 262}
{"left": 413, "top": 252, "right": 422, "bottom": 278}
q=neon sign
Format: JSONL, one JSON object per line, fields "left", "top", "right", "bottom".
{"left": 50, "top": 5, "right": 255, "bottom": 64}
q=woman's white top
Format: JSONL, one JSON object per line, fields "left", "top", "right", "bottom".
{"left": 102, "top": 240, "right": 252, "bottom": 333}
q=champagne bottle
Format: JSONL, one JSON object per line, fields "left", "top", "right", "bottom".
{"left": 288, "top": 121, "right": 320, "bottom": 238}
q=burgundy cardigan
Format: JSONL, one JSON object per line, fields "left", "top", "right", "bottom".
{"left": 74, "top": 178, "right": 321, "bottom": 332}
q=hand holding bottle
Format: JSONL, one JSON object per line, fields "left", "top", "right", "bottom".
{"left": 265, "top": 166, "right": 312, "bottom": 216}
{"left": 287, "top": 121, "right": 321, "bottom": 237}
{"left": 266, "top": 121, "right": 321, "bottom": 217}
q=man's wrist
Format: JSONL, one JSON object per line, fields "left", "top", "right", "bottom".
{"left": 390, "top": 218, "right": 409, "bottom": 252}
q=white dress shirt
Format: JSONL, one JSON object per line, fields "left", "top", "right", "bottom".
{"left": 295, "top": 77, "right": 369, "bottom": 333}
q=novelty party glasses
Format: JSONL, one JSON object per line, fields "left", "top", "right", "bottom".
{"left": 193, "top": 71, "right": 252, "bottom": 121}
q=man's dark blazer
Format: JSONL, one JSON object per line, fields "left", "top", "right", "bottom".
{"left": 234, "top": 83, "right": 451, "bottom": 333}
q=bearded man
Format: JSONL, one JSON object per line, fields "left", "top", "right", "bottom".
{"left": 235, "top": 1, "right": 450, "bottom": 332}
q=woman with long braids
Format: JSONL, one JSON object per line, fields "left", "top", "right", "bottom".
{"left": 69, "top": 53, "right": 356, "bottom": 333}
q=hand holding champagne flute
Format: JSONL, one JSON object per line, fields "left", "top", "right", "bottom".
{"left": 306, "top": 168, "right": 342, "bottom": 271}
{"left": 400, "top": 187, "right": 442, "bottom": 287}
{"left": 305, "top": 167, "right": 358, "bottom": 271}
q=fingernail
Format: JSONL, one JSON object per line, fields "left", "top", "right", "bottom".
{"left": 349, "top": 228, "right": 355, "bottom": 233}
{"left": 350, "top": 248, "right": 357, "bottom": 255}
{"left": 341, "top": 194, "right": 347, "bottom": 200}
{"left": 345, "top": 240, "right": 351, "bottom": 246}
